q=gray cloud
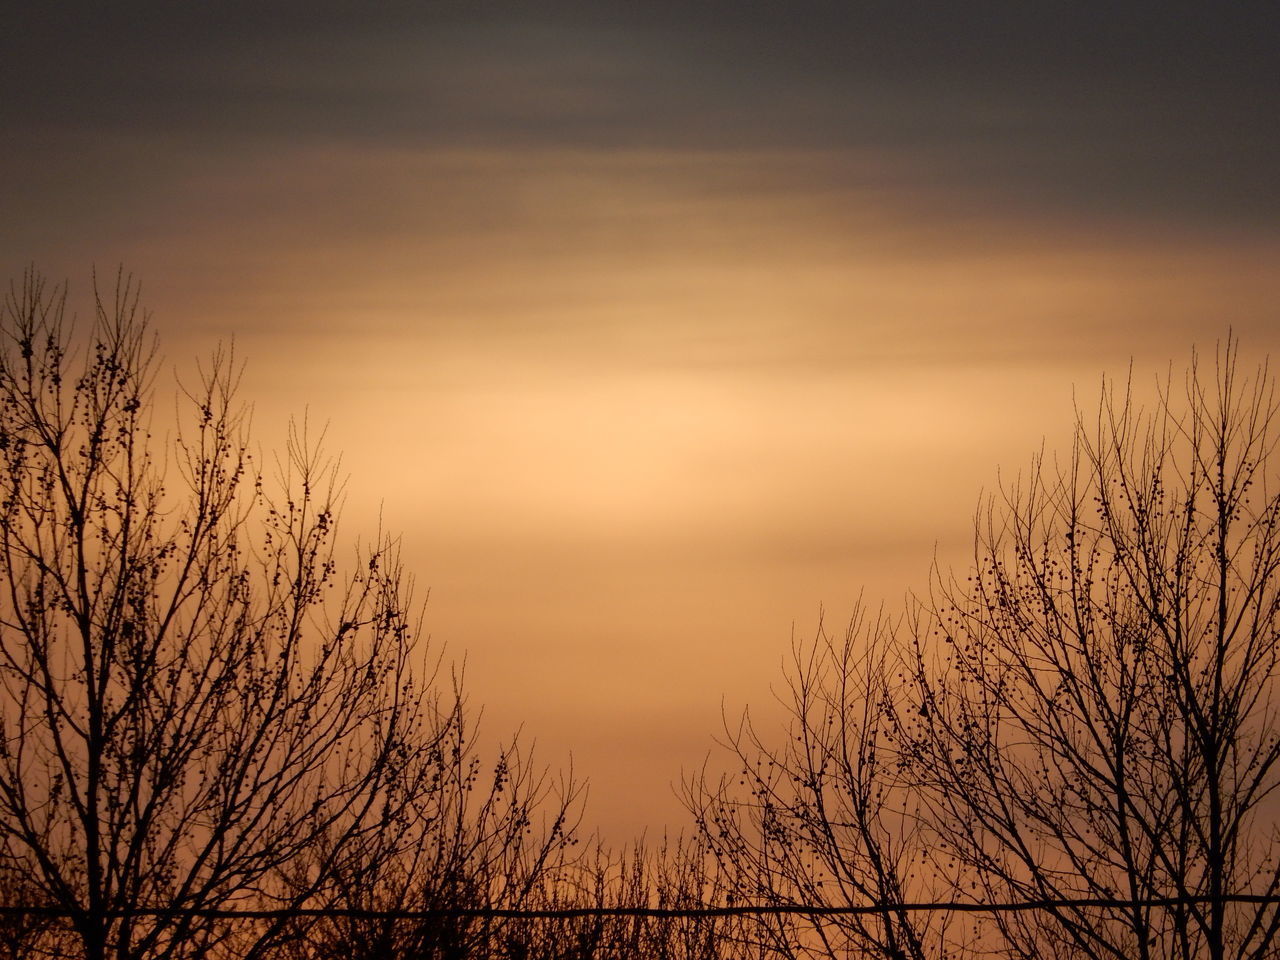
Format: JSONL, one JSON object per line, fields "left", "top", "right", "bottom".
{"left": 4, "top": 2, "right": 1277, "bottom": 232}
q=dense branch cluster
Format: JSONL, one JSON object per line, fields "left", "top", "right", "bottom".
{"left": 1, "top": 271, "right": 1278, "bottom": 960}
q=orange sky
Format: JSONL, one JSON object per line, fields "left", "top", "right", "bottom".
{"left": 4, "top": 4, "right": 1279, "bottom": 841}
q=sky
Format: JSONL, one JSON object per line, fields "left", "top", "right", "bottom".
{"left": 3, "top": 2, "right": 1279, "bottom": 841}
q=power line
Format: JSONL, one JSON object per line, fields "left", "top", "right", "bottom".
{"left": 2, "top": 894, "right": 1279, "bottom": 921}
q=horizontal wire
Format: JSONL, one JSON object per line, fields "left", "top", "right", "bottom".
{"left": 1, "top": 894, "right": 1277, "bottom": 921}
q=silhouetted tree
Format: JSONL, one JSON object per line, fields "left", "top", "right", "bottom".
{"left": 688, "top": 341, "right": 1280, "bottom": 960}
{"left": 274, "top": 700, "right": 585, "bottom": 960}
{"left": 686, "top": 609, "right": 939, "bottom": 960}
{"left": 0, "top": 271, "right": 444, "bottom": 960}
{"left": 0, "top": 839, "right": 70, "bottom": 958}
{"left": 900, "top": 342, "right": 1280, "bottom": 960}
{"left": 508, "top": 835, "right": 737, "bottom": 960}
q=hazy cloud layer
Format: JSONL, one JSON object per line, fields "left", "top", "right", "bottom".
{"left": 6, "top": 2, "right": 1278, "bottom": 231}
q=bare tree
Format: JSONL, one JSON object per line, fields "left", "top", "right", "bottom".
{"left": 0, "top": 271, "right": 444, "bottom": 960}
{"left": 508, "top": 834, "right": 738, "bottom": 960}
{"left": 275, "top": 695, "right": 585, "bottom": 960}
{"left": 686, "top": 608, "right": 939, "bottom": 960}
{"left": 0, "top": 839, "right": 71, "bottom": 958}
{"left": 899, "top": 341, "right": 1280, "bottom": 960}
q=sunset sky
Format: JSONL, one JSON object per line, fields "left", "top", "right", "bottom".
{"left": 4, "top": 2, "right": 1279, "bottom": 840}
